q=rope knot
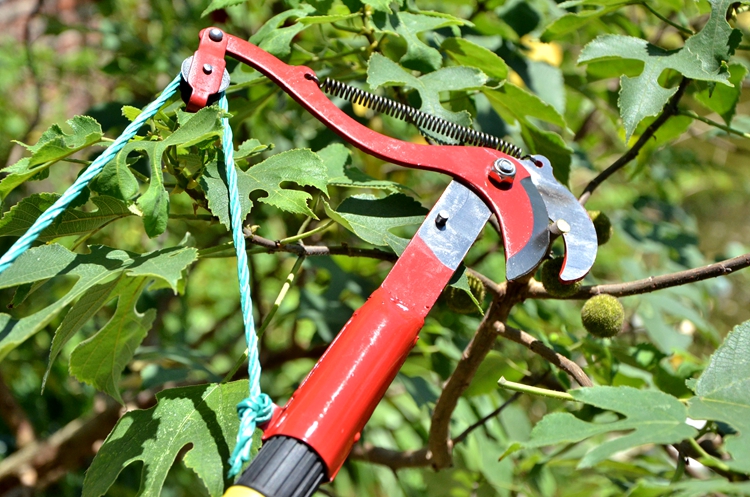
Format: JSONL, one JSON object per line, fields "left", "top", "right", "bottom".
{"left": 228, "top": 393, "right": 273, "bottom": 477}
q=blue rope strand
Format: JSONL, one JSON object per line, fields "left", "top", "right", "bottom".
{"left": 0, "top": 74, "right": 183, "bottom": 276}
{"left": 219, "top": 95, "right": 272, "bottom": 477}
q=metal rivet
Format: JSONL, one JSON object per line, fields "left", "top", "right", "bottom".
{"left": 548, "top": 219, "right": 571, "bottom": 236}
{"left": 435, "top": 210, "right": 450, "bottom": 229}
{"left": 203, "top": 64, "right": 213, "bottom": 74}
{"left": 209, "top": 28, "right": 223, "bottom": 42}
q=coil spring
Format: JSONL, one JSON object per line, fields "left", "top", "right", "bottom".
{"left": 319, "top": 77, "right": 524, "bottom": 159}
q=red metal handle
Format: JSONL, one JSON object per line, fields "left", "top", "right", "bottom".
{"left": 186, "top": 28, "right": 549, "bottom": 279}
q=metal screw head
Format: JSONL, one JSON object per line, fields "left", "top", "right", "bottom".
{"left": 203, "top": 64, "right": 213, "bottom": 75}
{"left": 435, "top": 210, "right": 450, "bottom": 229}
{"left": 208, "top": 28, "right": 223, "bottom": 42}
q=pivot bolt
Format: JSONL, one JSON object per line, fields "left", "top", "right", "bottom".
{"left": 435, "top": 210, "right": 450, "bottom": 229}
{"left": 490, "top": 158, "right": 516, "bottom": 183}
{"left": 208, "top": 28, "right": 224, "bottom": 42}
{"left": 203, "top": 64, "right": 213, "bottom": 74}
{"left": 548, "top": 219, "right": 571, "bottom": 236}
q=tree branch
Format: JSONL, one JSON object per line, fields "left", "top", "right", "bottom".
{"left": 578, "top": 77, "right": 691, "bottom": 205}
{"left": 526, "top": 252, "right": 750, "bottom": 299}
{"left": 494, "top": 324, "right": 592, "bottom": 387}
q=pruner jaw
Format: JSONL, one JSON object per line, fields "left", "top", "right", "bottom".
{"left": 180, "top": 28, "right": 231, "bottom": 112}
{"left": 520, "top": 155, "right": 598, "bottom": 283}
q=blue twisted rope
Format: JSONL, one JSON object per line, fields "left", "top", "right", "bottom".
{"left": 0, "top": 74, "right": 183, "bottom": 276}
{"left": 219, "top": 95, "right": 273, "bottom": 477}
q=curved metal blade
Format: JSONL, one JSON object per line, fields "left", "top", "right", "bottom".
{"left": 520, "top": 155, "right": 597, "bottom": 282}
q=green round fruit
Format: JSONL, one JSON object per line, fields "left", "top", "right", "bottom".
{"left": 588, "top": 210, "right": 613, "bottom": 246}
{"left": 539, "top": 256, "right": 581, "bottom": 297}
{"left": 443, "top": 272, "right": 486, "bottom": 314}
{"left": 581, "top": 294, "right": 624, "bottom": 338}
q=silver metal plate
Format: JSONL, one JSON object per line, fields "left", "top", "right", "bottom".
{"left": 416, "top": 181, "right": 491, "bottom": 271}
{"left": 520, "top": 155, "right": 597, "bottom": 282}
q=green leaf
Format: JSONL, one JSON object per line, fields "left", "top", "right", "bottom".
{"left": 541, "top": 2, "right": 633, "bottom": 42}
{"left": 248, "top": 6, "right": 315, "bottom": 57}
{"left": 507, "top": 386, "right": 696, "bottom": 467}
{"left": 234, "top": 139, "right": 271, "bottom": 161}
{"left": 0, "top": 194, "right": 133, "bottom": 241}
{"left": 201, "top": 149, "right": 328, "bottom": 230}
{"left": 372, "top": 11, "right": 467, "bottom": 72}
{"left": 483, "top": 84, "right": 571, "bottom": 182}
{"left": 201, "top": 0, "right": 248, "bottom": 16}
{"left": 442, "top": 37, "right": 509, "bottom": 80}
{"left": 0, "top": 116, "right": 103, "bottom": 202}
{"left": 578, "top": 0, "right": 744, "bottom": 143}
{"left": 318, "top": 143, "right": 402, "bottom": 191}
{"left": 83, "top": 381, "right": 253, "bottom": 497}
{"left": 69, "top": 276, "right": 155, "bottom": 403}
{"left": 367, "top": 53, "right": 487, "bottom": 141}
{"left": 688, "top": 320, "right": 750, "bottom": 472}
{"left": 44, "top": 275, "right": 123, "bottom": 388}
{"left": 324, "top": 193, "right": 427, "bottom": 253}
{"left": 126, "top": 106, "right": 223, "bottom": 237}
{"left": 91, "top": 146, "right": 139, "bottom": 200}
{"left": 121, "top": 105, "right": 142, "bottom": 122}
{"left": 694, "top": 63, "right": 748, "bottom": 125}
{"left": 298, "top": 13, "right": 360, "bottom": 24}
{"left": 0, "top": 244, "right": 197, "bottom": 361}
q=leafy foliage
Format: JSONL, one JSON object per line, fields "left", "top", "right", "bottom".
{"left": 0, "top": 0, "right": 749, "bottom": 495}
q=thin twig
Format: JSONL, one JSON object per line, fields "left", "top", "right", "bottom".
{"left": 579, "top": 77, "right": 691, "bottom": 205}
{"left": 494, "top": 324, "right": 593, "bottom": 387}
{"left": 642, "top": 3, "right": 695, "bottom": 34}
{"left": 498, "top": 377, "right": 576, "bottom": 401}
{"left": 452, "top": 393, "right": 521, "bottom": 446}
{"left": 679, "top": 109, "right": 750, "bottom": 139}
{"left": 526, "top": 252, "right": 750, "bottom": 299}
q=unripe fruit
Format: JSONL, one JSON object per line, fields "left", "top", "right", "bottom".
{"left": 539, "top": 256, "right": 581, "bottom": 297}
{"left": 581, "top": 294, "right": 624, "bottom": 338}
{"left": 588, "top": 210, "right": 612, "bottom": 246}
{"left": 443, "top": 272, "right": 486, "bottom": 314}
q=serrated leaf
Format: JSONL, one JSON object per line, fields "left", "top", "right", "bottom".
{"left": 234, "top": 139, "right": 271, "bottom": 161}
{"left": 122, "top": 105, "right": 142, "bottom": 122}
{"left": 688, "top": 320, "right": 750, "bottom": 472}
{"left": 201, "top": 149, "right": 328, "bottom": 230}
{"left": 361, "top": 0, "right": 393, "bottom": 12}
{"left": 372, "top": 11, "right": 467, "bottom": 72}
{"left": 201, "top": 0, "right": 248, "bottom": 16}
{"left": 694, "top": 63, "right": 748, "bottom": 125}
{"left": 0, "top": 194, "right": 133, "bottom": 241}
{"left": 91, "top": 146, "right": 139, "bottom": 200}
{"left": 578, "top": 0, "right": 745, "bottom": 143}
{"left": 442, "top": 37, "right": 509, "bottom": 80}
{"left": 83, "top": 381, "right": 253, "bottom": 497}
{"left": 0, "top": 244, "right": 197, "bottom": 361}
{"left": 324, "top": 193, "right": 427, "bottom": 253}
{"left": 70, "top": 276, "right": 155, "bottom": 403}
{"left": 367, "top": 53, "right": 486, "bottom": 141}
{"left": 541, "top": 2, "right": 634, "bottom": 42}
{"left": 0, "top": 116, "right": 103, "bottom": 202}
{"left": 506, "top": 386, "right": 696, "bottom": 467}
{"left": 248, "top": 6, "right": 315, "bottom": 57}
{"left": 318, "top": 143, "right": 402, "bottom": 191}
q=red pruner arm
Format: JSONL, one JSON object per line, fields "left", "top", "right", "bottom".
{"left": 183, "top": 28, "right": 549, "bottom": 280}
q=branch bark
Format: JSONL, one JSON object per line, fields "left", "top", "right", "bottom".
{"left": 494, "top": 324, "right": 592, "bottom": 387}
{"left": 526, "top": 251, "right": 750, "bottom": 299}
{"left": 578, "top": 77, "right": 691, "bottom": 205}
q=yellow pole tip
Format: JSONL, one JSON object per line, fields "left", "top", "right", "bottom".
{"left": 224, "top": 486, "right": 266, "bottom": 497}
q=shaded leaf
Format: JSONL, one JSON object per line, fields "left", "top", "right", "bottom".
{"left": 442, "top": 37, "right": 509, "bottom": 80}
{"left": 0, "top": 194, "right": 133, "bottom": 241}
{"left": 248, "top": 6, "right": 315, "bottom": 57}
{"left": 367, "top": 53, "right": 486, "bottom": 141}
{"left": 694, "top": 63, "right": 748, "bottom": 125}
{"left": 0, "top": 116, "right": 103, "bottom": 202}
{"left": 0, "top": 244, "right": 197, "bottom": 361}
{"left": 324, "top": 193, "right": 427, "bottom": 253}
{"left": 688, "top": 320, "right": 750, "bottom": 472}
{"left": 201, "top": 0, "right": 248, "bottom": 16}
{"left": 318, "top": 143, "right": 401, "bottom": 191}
{"left": 201, "top": 149, "right": 328, "bottom": 230}
{"left": 505, "top": 386, "right": 696, "bottom": 467}
{"left": 70, "top": 276, "right": 154, "bottom": 403}
{"left": 83, "top": 381, "right": 253, "bottom": 497}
